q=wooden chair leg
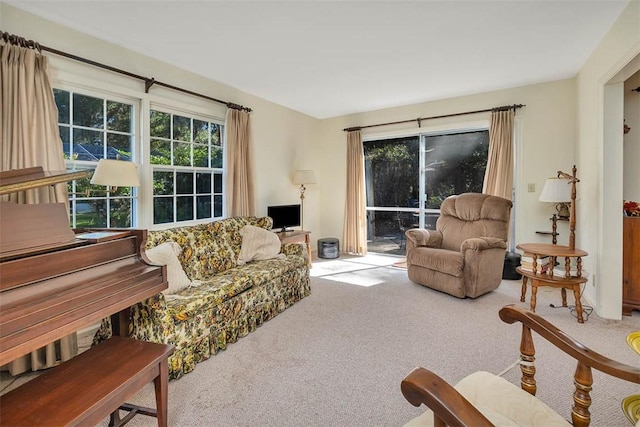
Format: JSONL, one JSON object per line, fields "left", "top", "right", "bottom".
{"left": 572, "top": 362, "right": 593, "bottom": 427}
{"left": 519, "top": 324, "right": 537, "bottom": 396}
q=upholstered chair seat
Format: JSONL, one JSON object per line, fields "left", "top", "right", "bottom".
{"left": 404, "top": 370, "right": 570, "bottom": 427}
{"left": 405, "top": 193, "right": 512, "bottom": 298}
{"left": 401, "top": 305, "right": 640, "bottom": 427}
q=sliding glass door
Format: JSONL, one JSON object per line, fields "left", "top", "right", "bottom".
{"left": 364, "top": 128, "right": 489, "bottom": 255}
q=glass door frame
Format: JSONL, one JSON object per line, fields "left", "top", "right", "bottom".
{"left": 416, "top": 125, "right": 489, "bottom": 228}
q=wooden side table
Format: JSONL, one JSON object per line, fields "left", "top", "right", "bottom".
{"left": 516, "top": 243, "right": 588, "bottom": 323}
{"left": 277, "top": 230, "right": 312, "bottom": 266}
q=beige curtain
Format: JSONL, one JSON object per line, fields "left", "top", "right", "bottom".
{"left": 0, "top": 40, "right": 77, "bottom": 375}
{"left": 343, "top": 130, "right": 367, "bottom": 255}
{"left": 482, "top": 109, "right": 515, "bottom": 199}
{"left": 225, "top": 108, "right": 255, "bottom": 217}
{"left": 1, "top": 42, "right": 69, "bottom": 205}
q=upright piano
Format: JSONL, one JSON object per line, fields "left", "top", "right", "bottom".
{"left": 0, "top": 167, "right": 171, "bottom": 425}
{"left": 0, "top": 167, "right": 168, "bottom": 367}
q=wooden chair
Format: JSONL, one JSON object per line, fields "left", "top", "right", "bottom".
{"left": 401, "top": 305, "right": 640, "bottom": 426}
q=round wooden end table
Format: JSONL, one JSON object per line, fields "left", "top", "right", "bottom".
{"left": 516, "top": 243, "right": 588, "bottom": 323}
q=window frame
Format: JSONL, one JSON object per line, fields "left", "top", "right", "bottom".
{"left": 55, "top": 84, "right": 141, "bottom": 229}
{"left": 51, "top": 69, "right": 228, "bottom": 230}
{"left": 363, "top": 121, "right": 495, "bottom": 253}
{"left": 148, "top": 104, "right": 225, "bottom": 226}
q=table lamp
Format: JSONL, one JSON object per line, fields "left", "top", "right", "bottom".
{"left": 539, "top": 177, "right": 571, "bottom": 220}
{"left": 90, "top": 159, "right": 141, "bottom": 192}
{"left": 539, "top": 165, "right": 579, "bottom": 250}
{"left": 293, "top": 170, "right": 316, "bottom": 231}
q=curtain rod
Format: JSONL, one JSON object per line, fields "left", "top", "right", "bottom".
{"left": 1, "top": 30, "right": 252, "bottom": 113}
{"left": 343, "top": 103, "right": 525, "bottom": 132}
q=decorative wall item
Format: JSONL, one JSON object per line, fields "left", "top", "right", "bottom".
{"left": 624, "top": 200, "right": 640, "bottom": 217}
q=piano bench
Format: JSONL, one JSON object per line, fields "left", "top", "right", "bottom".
{"left": 0, "top": 336, "right": 174, "bottom": 427}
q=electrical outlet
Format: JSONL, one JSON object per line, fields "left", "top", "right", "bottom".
{"left": 527, "top": 183, "right": 535, "bottom": 192}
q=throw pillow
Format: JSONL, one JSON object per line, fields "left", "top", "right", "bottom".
{"left": 237, "top": 225, "right": 285, "bottom": 265}
{"left": 145, "top": 241, "right": 192, "bottom": 294}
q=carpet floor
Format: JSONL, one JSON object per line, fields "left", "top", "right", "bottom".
{"left": 4, "top": 254, "right": 640, "bottom": 426}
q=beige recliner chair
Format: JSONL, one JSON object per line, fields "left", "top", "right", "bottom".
{"left": 405, "top": 193, "right": 512, "bottom": 298}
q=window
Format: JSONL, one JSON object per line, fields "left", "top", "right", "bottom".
{"left": 364, "top": 129, "right": 489, "bottom": 255}
{"left": 54, "top": 84, "right": 227, "bottom": 229}
{"left": 55, "top": 89, "right": 137, "bottom": 228}
{"left": 150, "top": 109, "right": 224, "bottom": 225}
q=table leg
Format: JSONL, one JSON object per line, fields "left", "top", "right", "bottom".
{"left": 111, "top": 310, "right": 130, "bottom": 337}
{"left": 154, "top": 358, "right": 169, "bottom": 427}
{"left": 561, "top": 288, "right": 568, "bottom": 307}
{"left": 573, "top": 286, "right": 584, "bottom": 323}
{"left": 304, "top": 234, "right": 312, "bottom": 267}
{"left": 520, "top": 276, "right": 528, "bottom": 303}
{"left": 530, "top": 280, "right": 538, "bottom": 313}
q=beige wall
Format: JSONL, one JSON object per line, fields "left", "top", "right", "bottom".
{"left": 576, "top": 0, "right": 639, "bottom": 319}
{"left": 318, "top": 80, "right": 578, "bottom": 254}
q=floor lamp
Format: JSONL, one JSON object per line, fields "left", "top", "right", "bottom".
{"left": 293, "top": 170, "right": 316, "bottom": 231}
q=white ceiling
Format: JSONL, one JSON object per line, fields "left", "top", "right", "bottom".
{"left": 6, "top": 1, "right": 631, "bottom": 119}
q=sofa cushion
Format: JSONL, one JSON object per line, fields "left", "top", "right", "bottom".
{"left": 164, "top": 253, "right": 306, "bottom": 322}
{"left": 145, "top": 242, "right": 192, "bottom": 294}
{"left": 146, "top": 217, "right": 274, "bottom": 280}
{"left": 407, "top": 247, "right": 463, "bottom": 277}
{"left": 237, "top": 225, "right": 285, "bottom": 265}
{"left": 405, "top": 371, "right": 570, "bottom": 427}
{"left": 146, "top": 223, "right": 215, "bottom": 281}
{"left": 203, "top": 217, "right": 274, "bottom": 276}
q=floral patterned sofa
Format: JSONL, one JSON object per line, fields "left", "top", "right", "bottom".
{"left": 95, "top": 216, "right": 310, "bottom": 379}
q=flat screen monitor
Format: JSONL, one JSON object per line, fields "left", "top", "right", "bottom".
{"left": 268, "top": 204, "right": 301, "bottom": 232}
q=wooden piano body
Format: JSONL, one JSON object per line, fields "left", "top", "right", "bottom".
{"left": 0, "top": 167, "right": 171, "bottom": 425}
{"left": 0, "top": 224, "right": 168, "bottom": 366}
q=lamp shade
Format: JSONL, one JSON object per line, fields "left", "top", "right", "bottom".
{"left": 539, "top": 177, "right": 571, "bottom": 203}
{"left": 90, "top": 159, "right": 140, "bottom": 187}
{"left": 293, "top": 170, "right": 317, "bottom": 185}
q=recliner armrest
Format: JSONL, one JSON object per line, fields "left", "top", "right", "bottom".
{"left": 460, "top": 237, "right": 506, "bottom": 252}
{"left": 406, "top": 229, "right": 443, "bottom": 250}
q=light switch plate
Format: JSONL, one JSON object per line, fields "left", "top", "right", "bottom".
{"left": 528, "top": 183, "right": 535, "bottom": 192}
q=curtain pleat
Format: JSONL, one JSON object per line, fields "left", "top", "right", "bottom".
{"left": 343, "top": 130, "right": 367, "bottom": 255}
{"left": 225, "top": 109, "right": 255, "bottom": 217}
{"left": 0, "top": 42, "right": 77, "bottom": 374}
{"left": 482, "top": 109, "right": 515, "bottom": 200}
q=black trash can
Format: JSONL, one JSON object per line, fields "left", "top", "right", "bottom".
{"left": 503, "top": 251, "right": 522, "bottom": 280}
{"left": 318, "top": 238, "right": 340, "bottom": 259}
